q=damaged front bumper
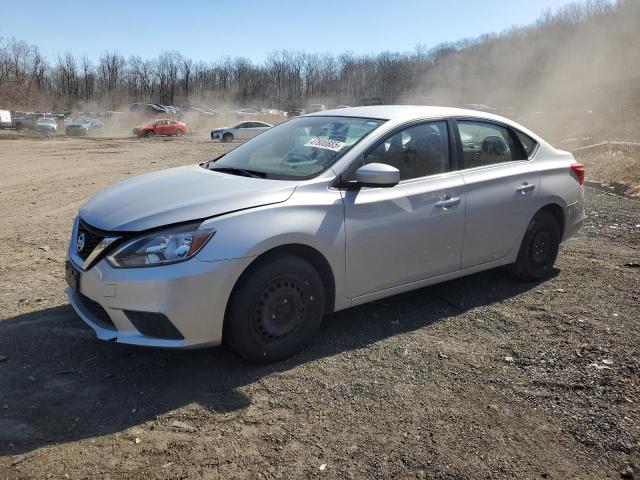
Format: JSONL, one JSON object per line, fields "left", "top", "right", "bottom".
{"left": 66, "top": 253, "right": 253, "bottom": 349}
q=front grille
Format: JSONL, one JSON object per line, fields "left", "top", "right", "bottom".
{"left": 76, "top": 221, "right": 106, "bottom": 260}
{"left": 78, "top": 294, "right": 116, "bottom": 330}
{"left": 124, "top": 310, "right": 184, "bottom": 340}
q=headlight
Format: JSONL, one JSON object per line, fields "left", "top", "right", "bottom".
{"left": 107, "top": 223, "right": 215, "bottom": 268}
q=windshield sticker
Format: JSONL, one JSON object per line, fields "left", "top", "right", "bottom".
{"left": 304, "top": 138, "right": 346, "bottom": 152}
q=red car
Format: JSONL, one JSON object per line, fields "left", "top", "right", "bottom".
{"left": 133, "top": 119, "right": 187, "bottom": 137}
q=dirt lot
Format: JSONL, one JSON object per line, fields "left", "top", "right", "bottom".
{"left": 0, "top": 131, "right": 639, "bottom": 479}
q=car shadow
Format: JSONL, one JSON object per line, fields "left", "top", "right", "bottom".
{"left": 0, "top": 268, "right": 553, "bottom": 456}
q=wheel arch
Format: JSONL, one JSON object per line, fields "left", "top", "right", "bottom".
{"left": 537, "top": 203, "right": 565, "bottom": 238}
{"left": 225, "top": 243, "right": 336, "bottom": 322}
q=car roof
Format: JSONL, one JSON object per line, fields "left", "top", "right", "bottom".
{"left": 306, "top": 105, "right": 502, "bottom": 121}
{"left": 305, "top": 105, "right": 544, "bottom": 142}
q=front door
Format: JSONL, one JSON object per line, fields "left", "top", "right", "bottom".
{"left": 342, "top": 120, "right": 466, "bottom": 298}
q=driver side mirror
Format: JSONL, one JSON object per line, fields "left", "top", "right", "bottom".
{"left": 354, "top": 163, "right": 400, "bottom": 188}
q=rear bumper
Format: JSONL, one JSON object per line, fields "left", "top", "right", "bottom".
{"left": 562, "top": 189, "right": 586, "bottom": 241}
{"left": 67, "top": 255, "right": 254, "bottom": 348}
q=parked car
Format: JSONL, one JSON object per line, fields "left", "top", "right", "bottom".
{"left": 35, "top": 117, "right": 58, "bottom": 135}
{"left": 15, "top": 112, "right": 46, "bottom": 131}
{"left": 287, "top": 108, "right": 305, "bottom": 117}
{"left": 0, "top": 109, "right": 11, "bottom": 128}
{"left": 260, "top": 108, "right": 287, "bottom": 117}
{"left": 307, "top": 104, "right": 326, "bottom": 113}
{"left": 65, "top": 106, "right": 585, "bottom": 363}
{"left": 133, "top": 119, "right": 187, "bottom": 137}
{"left": 65, "top": 118, "right": 104, "bottom": 136}
{"left": 210, "top": 121, "right": 272, "bottom": 142}
{"left": 235, "top": 108, "right": 260, "bottom": 117}
{"left": 202, "top": 105, "right": 218, "bottom": 114}
{"left": 129, "top": 103, "right": 145, "bottom": 112}
{"left": 358, "top": 96, "right": 383, "bottom": 106}
{"left": 466, "top": 103, "right": 498, "bottom": 113}
{"left": 180, "top": 106, "right": 216, "bottom": 117}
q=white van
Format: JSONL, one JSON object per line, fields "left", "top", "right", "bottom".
{"left": 0, "top": 110, "right": 11, "bottom": 128}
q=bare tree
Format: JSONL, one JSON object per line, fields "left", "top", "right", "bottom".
{"left": 0, "top": 0, "right": 638, "bottom": 142}
{"left": 98, "top": 51, "right": 125, "bottom": 109}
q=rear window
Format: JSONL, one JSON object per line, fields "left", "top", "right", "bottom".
{"left": 514, "top": 130, "right": 538, "bottom": 159}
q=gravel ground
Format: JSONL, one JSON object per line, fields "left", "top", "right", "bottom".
{"left": 0, "top": 132, "right": 638, "bottom": 479}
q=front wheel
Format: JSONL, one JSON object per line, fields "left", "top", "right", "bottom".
{"left": 175, "top": 129, "right": 184, "bottom": 137}
{"left": 145, "top": 129, "right": 155, "bottom": 137}
{"left": 508, "top": 210, "right": 561, "bottom": 282}
{"left": 225, "top": 254, "right": 325, "bottom": 363}
{"left": 222, "top": 132, "right": 233, "bottom": 143}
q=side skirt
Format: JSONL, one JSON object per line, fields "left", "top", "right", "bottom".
{"left": 346, "top": 256, "right": 515, "bottom": 309}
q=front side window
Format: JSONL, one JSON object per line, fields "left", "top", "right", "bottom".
{"left": 362, "top": 121, "right": 450, "bottom": 180}
{"left": 208, "top": 116, "right": 384, "bottom": 180}
{"left": 457, "top": 120, "right": 521, "bottom": 168}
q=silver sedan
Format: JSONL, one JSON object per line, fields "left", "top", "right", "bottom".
{"left": 66, "top": 106, "right": 585, "bottom": 362}
{"left": 210, "top": 121, "right": 272, "bottom": 142}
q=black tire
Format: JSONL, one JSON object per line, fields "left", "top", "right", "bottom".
{"left": 145, "top": 129, "right": 155, "bottom": 137}
{"left": 508, "top": 210, "right": 561, "bottom": 282}
{"left": 175, "top": 129, "right": 184, "bottom": 137}
{"left": 222, "top": 132, "right": 233, "bottom": 143}
{"left": 225, "top": 254, "right": 325, "bottom": 363}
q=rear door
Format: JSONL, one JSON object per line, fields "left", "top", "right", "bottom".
{"left": 243, "top": 122, "right": 259, "bottom": 138}
{"left": 455, "top": 119, "right": 540, "bottom": 268}
{"left": 342, "top": 120, "right": 466, "bottom": 298}
{"left": 245, "top": 122, "right": 267, "bottom": 138}
{"left": 235, "top": 122, "right": 251, "bottom": 139}
{"left": 166, "top": 120, "right": 177, "bottom": 134}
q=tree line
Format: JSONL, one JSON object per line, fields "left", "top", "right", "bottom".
{"left": 0, "top": 0, "right": 638, "bottom": 122}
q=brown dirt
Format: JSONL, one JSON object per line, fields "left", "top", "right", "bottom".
{"left": 0, "top": 131, "right": 638, "bottom": 479}
{"left": 574, "top": 147, "right": 640, "bottom": 197}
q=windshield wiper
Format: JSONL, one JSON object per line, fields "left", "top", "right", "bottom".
{"left": 209, "top": 166, "right": 268, "bottom": 178}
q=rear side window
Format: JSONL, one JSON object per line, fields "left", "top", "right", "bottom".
{"left": 458, "top": 121, "right": 520, "bottom": 168}
{"left": 514, "top": 130, "right": 538, "bottom": 158}
{"left": 363, "top": 121, "right": 450, "bottom": 180}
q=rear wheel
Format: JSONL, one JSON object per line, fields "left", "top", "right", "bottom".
{"left": 508, "top": 210, "right": 561, "bottom": 281}
{"left": 222, "top": 132, "right": 233, "bottom": 143}
{"left": 145, "top": 129, "right": 155, "bottom": 137}
{"left": 225, "top": 254, "right": 325, "bottom": 363}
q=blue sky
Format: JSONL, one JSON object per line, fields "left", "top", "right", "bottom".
{"left": 2, "top": 0, "right": 588, "bottom": 63}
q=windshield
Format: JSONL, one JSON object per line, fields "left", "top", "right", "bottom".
{"left": 208, "top": 116, "right": 384, "bottom": 180}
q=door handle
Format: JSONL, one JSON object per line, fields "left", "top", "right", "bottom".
{"left": 516, "top": 183, "right": 535, "bottom": 194}
{"left": 435, "top": 196, "right": 461, "bottom": 209}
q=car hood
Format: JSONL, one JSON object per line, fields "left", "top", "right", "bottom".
{"left": 79, "top": 165, "right": 298, "bottom": 231}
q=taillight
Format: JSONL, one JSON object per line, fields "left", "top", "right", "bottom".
{"left": 570, "top": 163, "right": 585, "bottom": 185}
